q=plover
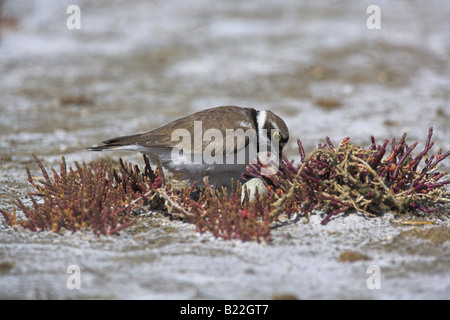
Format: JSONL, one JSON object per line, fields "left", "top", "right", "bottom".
{"left": 89, "top": 106, "right": 289, "bottom": 187}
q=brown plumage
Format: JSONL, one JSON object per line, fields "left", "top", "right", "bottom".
{"left": 89, "top": 106, "right": 289, "bottom": 187}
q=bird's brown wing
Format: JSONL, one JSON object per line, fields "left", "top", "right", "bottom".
{"left": 89, "top": 106, "right": 257, "bottom": 155}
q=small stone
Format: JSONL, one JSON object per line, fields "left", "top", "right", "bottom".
{"left": 338, "top": 250, "right": 371, "bottom": 262}
{"left": 273, "top": 293, "right": 299, "bottom": 300}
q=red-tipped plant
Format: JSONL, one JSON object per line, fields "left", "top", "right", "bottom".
{"left": 0, "top": 154, "right": 165, "bottom": 235}
{"left": 245, "top": 127, "right": 449, "bottom": 224}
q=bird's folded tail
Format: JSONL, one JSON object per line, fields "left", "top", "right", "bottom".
{"left": 87, "top": 144, "right": 118, "bottom": 151}
{"left": 88, "top": 133, "right": 145, "bottom": 152}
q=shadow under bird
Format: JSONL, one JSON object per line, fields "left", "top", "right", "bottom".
{"left": 88, "top": 106, "right": 289, "bottom": 187}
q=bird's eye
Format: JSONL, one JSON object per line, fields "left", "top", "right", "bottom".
{"left": 272, "top": 131, "right": 281, "bottom": 141}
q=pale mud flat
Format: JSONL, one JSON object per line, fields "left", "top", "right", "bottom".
{"left": 0, "top": 1, "right": 449, "bottom": 299}
{"left": 1, "top": 213, "right": 449, "bottom": 299}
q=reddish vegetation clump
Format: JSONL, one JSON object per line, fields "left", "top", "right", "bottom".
{"left": 0, "top": 154, "right": 164, "bottom": 235}
{"left": 1, "top": 128, "right": 449, "bottom": 241}
{"left": 163, "top": 180, "right": 280, "bottom": 242}
{"left": 245, "top": 127, "right": 449, "bottom": 225}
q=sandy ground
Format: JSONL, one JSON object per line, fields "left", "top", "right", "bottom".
{"left": 1, "top": 213, "right": 449, "bottom": 299}
{"left": 0, "top": 0, "right": 449, "bottom": 299}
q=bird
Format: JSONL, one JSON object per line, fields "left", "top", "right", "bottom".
{"left": 88, "top": 106, "right": 289, "bottom": 188}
